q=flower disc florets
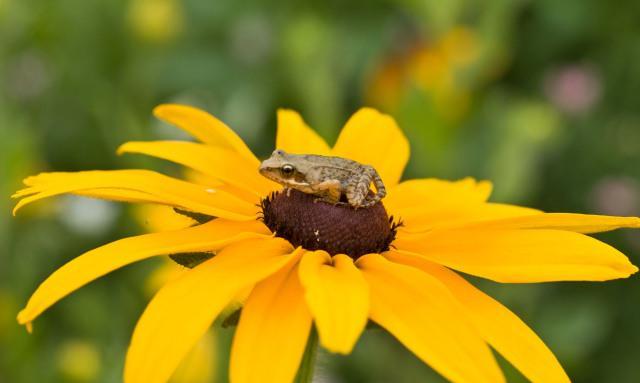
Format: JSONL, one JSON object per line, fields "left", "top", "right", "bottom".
{"left": 260, "top": 189, "right": 400, "bottom": 259}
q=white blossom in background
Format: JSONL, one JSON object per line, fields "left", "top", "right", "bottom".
{"left": 59, "top": 196, "right": 118, "bottom": 236}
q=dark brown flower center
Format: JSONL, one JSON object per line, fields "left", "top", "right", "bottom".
{"left": 260, "top": 189, "right": 401, "bottom": 259}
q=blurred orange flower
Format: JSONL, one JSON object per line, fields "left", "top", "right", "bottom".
{"left": 368, "top": 27, "right": 487, "bottom": 122}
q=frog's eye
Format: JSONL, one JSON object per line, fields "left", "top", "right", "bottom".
{"left": 281, "top": 164, "right": 295, "bottom": 176}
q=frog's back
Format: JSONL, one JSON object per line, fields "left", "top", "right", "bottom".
{"left": 304, "top": 154, "right": 362, "bottom": 173}
{"left": 301, "top": 154, "right": 359, "bottom": 166}
{"left": 304, "top": 154, "right": 363, "bottom": 180}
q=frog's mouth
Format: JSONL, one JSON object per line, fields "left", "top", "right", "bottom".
{"left": 259, "top": 189, "right": 401, "bottom": 259}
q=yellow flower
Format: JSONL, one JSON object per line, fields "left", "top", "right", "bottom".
{"left": 13, "top": 105, "right": 640, "bottom": 383}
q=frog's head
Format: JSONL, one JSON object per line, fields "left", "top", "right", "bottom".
{"left": 259, "top": 149, "right": 307, "bottom": 186}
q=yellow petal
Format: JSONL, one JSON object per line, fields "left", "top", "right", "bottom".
{"left": 79, "top": 188, "right": 174, "bottom": 205}
{"left": 298, "top": 252, "right": 369, "bottom": 354}
{"left": 118, "top": 141, "right": 277, "bottom": 196}
{"left": 230, "top": 251, "right": 311, "bottom": 383}
{"left": 17, "top": 219, "right": 268, "bottom": 327}
{"left": 76, "top": 184, "right": 258, "bottom": 210}
{"left": 457, "top": 212, "right": 640, "bottom": 234}
{"left": 13, "top": 170, "right": 257, "bottom": 220}
{"left": 332, "top": 108, "right": 409, "bottom": 187}
{"left": 385, "top": 177, "right": 493, "bottom": 214}
{"left": 386, "top": 179, "right": 539, "bottom": 233}
{"left": 394, "top": 229, "right": 639, "bottom": 282}
{"left": 356, "top": 254, "right": 504, "bottom": 383}
{"left": 386, "top": 251, "right": 570, "bottom": 383}
{"left": 181, "top": 169, "right": 263, "bottom": 205}
{"left": 72, "top": 172, "right": 223, "bottom": 204}
{"left": 276, "top": 109, "right": 331, "bottom": 155}
{"left": 153, "top": 104, "right": 257, "bottom": 161}
{"left": 398, "top": 203, "right": 542, "bottom": 233}
{"left": 125, "top": 238, "right": 296, "bottom": 383}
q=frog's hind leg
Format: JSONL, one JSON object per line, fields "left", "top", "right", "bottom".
{"left": 312, "top": 179, "right": 342, "bottom": 205}
{"left": 358, "top": 166, "right": 386, "bottom": 208}
{"left": 369, "top": 167, "right": 386, "bottom": 199}
{"left": 346, "top": 174, "right": 372, "bottom": 208}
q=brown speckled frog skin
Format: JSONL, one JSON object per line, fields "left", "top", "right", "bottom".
{"left": 259, "top": 149, "right": 386, "bottom": 208}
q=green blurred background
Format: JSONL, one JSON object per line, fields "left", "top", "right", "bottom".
{"left": 2, "top": 0, "right": 640, "bottom": 382}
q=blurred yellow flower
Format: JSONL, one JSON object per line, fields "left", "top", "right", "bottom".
{"left": 57, "top": 339, "right": 101, "bottom": 382}
{"left": 127, "top": 0, "right": 183, "bottom": 43}
{"left": 170, "top": 331, "right": 216, "bottom": 383}
{"left": 13, "top": 105, "right": 640, "bottom": 382}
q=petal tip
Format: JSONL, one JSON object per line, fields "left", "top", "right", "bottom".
{"left": 115, "top": 143, "right": 128, "bottom": 156}
{"left": 12, "top": 203, "right": 22, "bottom": 216}
{"left": 152, "top": 103, "right": 176, "bottom": 118}
{"left": 477, "top": 179, "right": 494, "bottom": 198}
{"left": 115, "top": 141, "right": 140, "bottom": 156}
{"left": 17, "top": 311, "right": 33, "bottom": 333}
{"left": 356, "top": 106, "right": 382, "bottom": 115}
{"left": 320, "top": 341, "right": 354, "bottom": 355}
{"left": 614, "top": 257, "right": 639, "bottom": 278}
{"left": 276, "top": 108, "right": 302, "bottom": 124}
{"left": 153, "top": 103, "right": 198, "bottom": 120}
{"left": 627, "top": 263, "right": 639, "bottom": 276}
{"left": 277, "top": 108, "right": 296, "bottom": 114}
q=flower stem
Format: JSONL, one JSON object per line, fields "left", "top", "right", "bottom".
{"left": 295, "top": 329, "right": 318, "bottom": 383}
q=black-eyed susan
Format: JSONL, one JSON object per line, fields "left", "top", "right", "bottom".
{"left": 13, "top": 105, "right": 640, "bottom": 383}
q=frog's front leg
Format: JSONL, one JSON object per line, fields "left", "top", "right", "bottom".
{"left": 283, "top": 180, "right": 314, "bottom": 195}
{"left": 311, "top": 179, "right": 342, "bottom": 205}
